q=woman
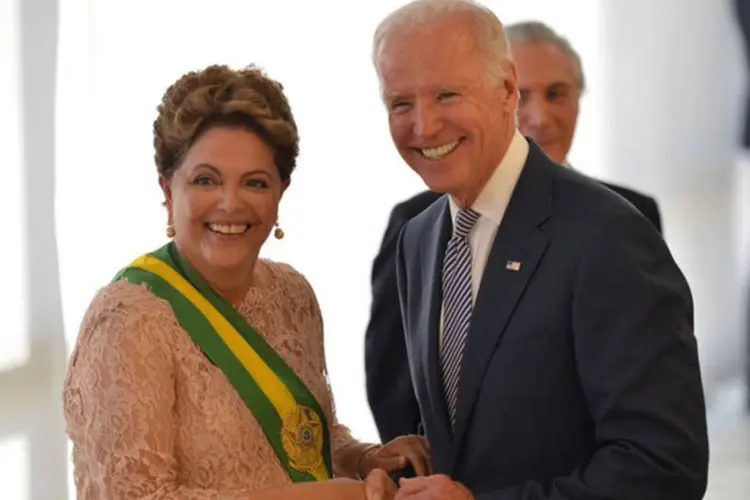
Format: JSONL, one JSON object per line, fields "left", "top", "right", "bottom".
{"left": 62, "top": 64, "right": 429, "bottom": 499}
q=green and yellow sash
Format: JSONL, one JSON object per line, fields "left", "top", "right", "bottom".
{"left": 112, "top": 242, "right": 332, "bottom": 482}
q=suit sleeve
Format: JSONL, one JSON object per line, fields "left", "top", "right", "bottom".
{"left": 364, "top": 205, "right": 422, "bottom": 443}
{"left": 476, "top": 210, "right": 708, "bottom": 500}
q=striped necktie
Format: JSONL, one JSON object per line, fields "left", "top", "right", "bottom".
{"left": 441, "top": 207, "right": 480, "bottom": 427}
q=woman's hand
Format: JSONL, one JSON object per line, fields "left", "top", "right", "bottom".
{"left": 358, "top": 435, "right": 433, "bottom": 477}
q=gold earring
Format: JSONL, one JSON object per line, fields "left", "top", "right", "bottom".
{"left": 274, "top": 222, "right": 284, "bottom": 240}
{"left": 166, "top": 224, "right": 176, "bottom": 238}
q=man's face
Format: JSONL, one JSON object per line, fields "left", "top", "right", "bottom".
{"left": 513, "top": 41, "right": 580, "bottom": 164}
{"left": 376, "top": 14, "right": 518, "bottom": 204}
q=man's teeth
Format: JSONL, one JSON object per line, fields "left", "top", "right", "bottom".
{"left": 208, "top": 223, "right": 249, "bottom": 235}
{"left": 420, "top": 140, "right": 460, "bottom": 159}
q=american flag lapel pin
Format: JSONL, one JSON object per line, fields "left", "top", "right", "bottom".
{"left": 505, "top": 260, "right": 522, "bottom": 272}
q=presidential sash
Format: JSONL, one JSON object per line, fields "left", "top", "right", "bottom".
{"left": 112, "top": 242, "right": 332, "bottom": 482}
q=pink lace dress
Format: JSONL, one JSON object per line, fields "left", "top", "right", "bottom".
{"left": 63, "top": 260, "right": 362, "bottom": 499}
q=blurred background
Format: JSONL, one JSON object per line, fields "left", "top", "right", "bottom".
{"left": 0, "top": 0, "right": 748, "bottom": 498}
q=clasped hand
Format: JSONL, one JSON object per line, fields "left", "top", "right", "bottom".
{"left": 365, "top": 472, "right": 474, "bottom": 500}
{"left": 358, "top": 434, "right": 432, "bottom": 477}
{"left": 360, "top": 435, "right": 473, "bottom": 500}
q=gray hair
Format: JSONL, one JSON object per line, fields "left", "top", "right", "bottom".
{"left": 372, "top": 0, "right": 511, "bottom": 83}
{"left": 505, "top": 20, "right": 586, "bottom": 92}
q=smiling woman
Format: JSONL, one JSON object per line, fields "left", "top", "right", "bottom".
{"left": 153, "top": 65, "right": 298, "bottom": 304}
{"left": 61, "top": 63, "right": 431, "bottom": 499}
{"left": 163, "top": 127, "right": 282, "bottom": 304}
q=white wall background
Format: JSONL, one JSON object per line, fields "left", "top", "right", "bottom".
{"left": 602, "top": 0, "right": 748, "bottom": 400}
{"left": 0, "top": 0, "right": 746, "bottom": 498}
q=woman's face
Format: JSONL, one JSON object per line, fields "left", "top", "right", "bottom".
{"left": 161, "top": 125, "right": 286, "bottom": 278}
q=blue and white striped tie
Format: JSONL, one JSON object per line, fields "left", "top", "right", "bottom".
{"left": 441, "top": 208, "right": 480, "bottom": 427}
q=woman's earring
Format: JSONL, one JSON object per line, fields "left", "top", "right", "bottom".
{"left": 166, "top": 224, "right": 176, "bottom": 238}
{"left": 274, "top": 221, "right": 284, "bottom": 240}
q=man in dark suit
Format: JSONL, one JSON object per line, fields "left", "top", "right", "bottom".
{"left": 366, "top": 19, "right": 664, "bottom": 448}
{"left": 369, "top": 1, "right": 707, "bottom": 498}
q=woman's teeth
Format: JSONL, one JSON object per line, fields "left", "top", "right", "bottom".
{"left": 208, "top": 223, "right": 249, "bottom": 235}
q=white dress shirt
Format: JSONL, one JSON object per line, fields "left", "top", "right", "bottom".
{"left": 440, "top": 130, "right": 529, "bottom": 343}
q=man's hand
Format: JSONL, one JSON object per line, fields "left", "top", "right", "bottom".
{"left": 364, "top": 468, "right": 398, "bottom": 500}
{"left": 395, "top": 475, "right": 474, "bottom": 500}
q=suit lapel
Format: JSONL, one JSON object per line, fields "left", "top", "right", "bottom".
{"left": 418, "top": 197, "right": 453, "bottom": 449}
{"left": 448, "top": 144, "right": 553, "bottom": 467}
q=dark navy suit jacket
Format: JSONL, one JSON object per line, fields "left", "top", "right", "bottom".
{"left": 366, "top": 156, "right": 663, "bottom": 446}
{"left": 385, "top": 142, "right": 708, "bottom": 498}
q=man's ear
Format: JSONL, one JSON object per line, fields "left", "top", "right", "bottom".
{"left": 501, "top": 61, "right": 519, "bottom": 112}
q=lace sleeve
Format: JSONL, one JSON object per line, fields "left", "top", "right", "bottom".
{"left": 62, "top": 282, "right": 256, "bottom": 500}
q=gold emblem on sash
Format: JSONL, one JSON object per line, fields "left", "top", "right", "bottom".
{"left": 281, "top": 405, "right": 324, "bottom": 472}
